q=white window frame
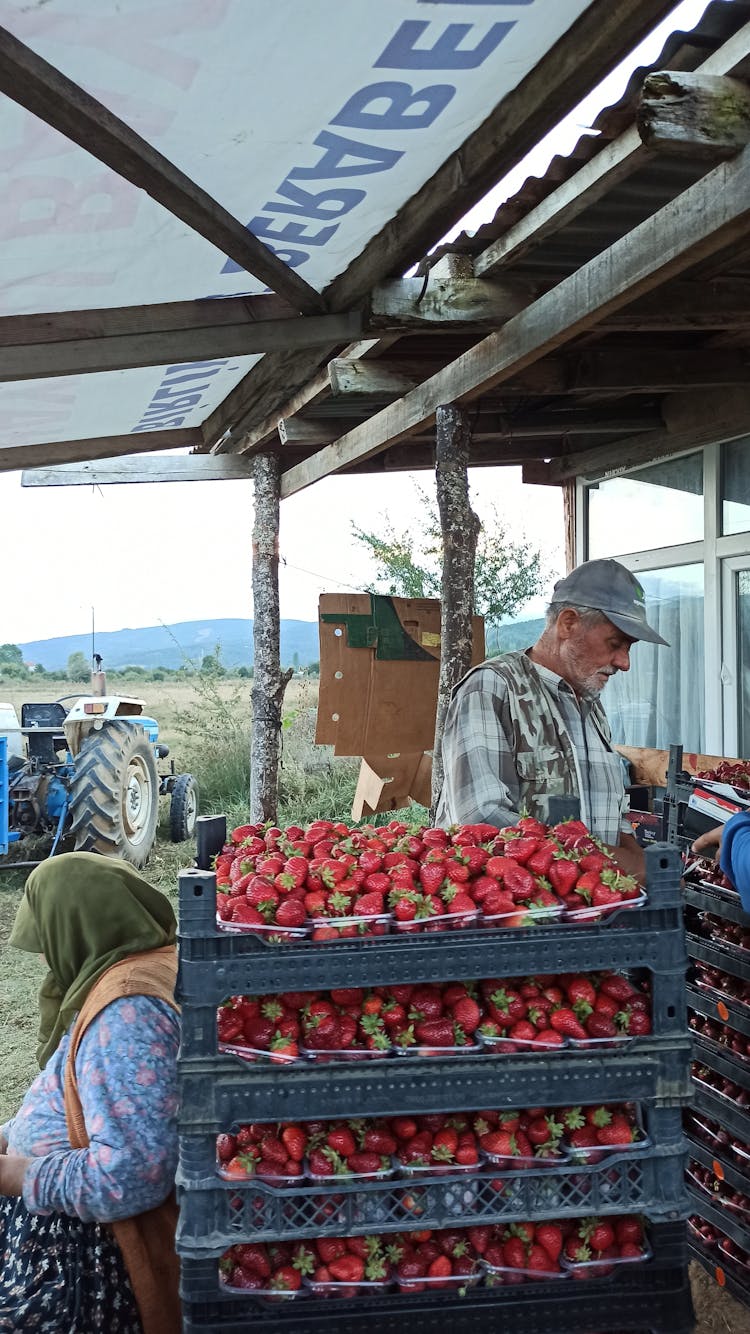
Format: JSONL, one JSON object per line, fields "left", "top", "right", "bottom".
{"left": 579, "top": 441, "right": 750, "bottom": 756}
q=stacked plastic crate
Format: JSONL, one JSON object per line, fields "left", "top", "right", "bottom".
{"left": 175, "top": 822, "right": 693, "bottom": 1334}
{"left": 665, "top": 746, "right": 750, "bottom": 1307}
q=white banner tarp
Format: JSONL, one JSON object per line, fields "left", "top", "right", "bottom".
{"left": 0, "top": 0, "right": 594, "bottom": 446}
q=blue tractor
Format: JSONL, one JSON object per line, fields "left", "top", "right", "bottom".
{"left": 0, "top": 687, "right": 197, "bottom": 868}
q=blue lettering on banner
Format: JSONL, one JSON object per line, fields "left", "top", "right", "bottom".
{"left": 133, "top": 4, "right": 535, "bottom": 429}
{"left": 220, "top": 8, "right": 525, "bottom": 275}
{"left": 131, "top": 361, "right": 231, "bottom": 433}
{"left": 375, "top": 21, "right": 515, "bottom": 70}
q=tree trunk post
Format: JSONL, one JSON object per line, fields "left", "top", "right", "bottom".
{"left": 431, "top": 404, "right": 480, "bottom": 817}
{"left": 250, "top": 453, "right": 292, "bottom": 823}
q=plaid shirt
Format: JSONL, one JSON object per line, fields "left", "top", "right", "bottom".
{"left": 436, "top": 657, "right": 630, "bottom": 845}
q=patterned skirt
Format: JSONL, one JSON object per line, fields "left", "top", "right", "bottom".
{"left": 0, "top": 1195, "right": 141, "bottom": 1332}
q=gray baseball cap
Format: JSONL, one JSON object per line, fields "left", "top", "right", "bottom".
{"left": 550, "top": 559, "right": 669, "bottom": 646}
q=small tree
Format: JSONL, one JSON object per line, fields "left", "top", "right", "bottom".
{"left": 352, "top": 484, "right": 545, "bottom": 645}
{"left": 0, "top": 644, "right": 24, "bottom": 667}
{"left": 67, "top": 651, "right": 89, "bottom": 681}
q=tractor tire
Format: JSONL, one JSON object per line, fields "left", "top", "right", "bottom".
{"left": 68, "top": 721, "right": 159, "bottom": 867}
{"left": 170, "top": 773, "right": 198, "bottom": 843}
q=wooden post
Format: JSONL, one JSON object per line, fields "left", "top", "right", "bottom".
{"left": 431, "top": 404, "right": 481, "bottom": 816}
{"left": 250, "top": 453, "right": 292, "bottom": 823}
{"left": 563, "top": 480, "right": 577, "bottom": 571}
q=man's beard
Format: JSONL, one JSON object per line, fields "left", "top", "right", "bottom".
{"left": 565, "top": 642, "right": 617, "bottom": 700}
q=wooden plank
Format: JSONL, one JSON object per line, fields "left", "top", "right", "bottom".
{"left": 0, "top": 428, "right": 201, "bottom": 475}
{"left": 637, "top": 71, "right": 750, "bottom": 158}
{"left": 546, "top": 394, "right": 750, "bottom": 484}
{"left": 0, "top": 312, "right": 362, "bottom": 381}
{"left": 279, "top": 141, "right": 750, "bottom": 497}
{"left": 328, "top": 359, "right": 423, "bottom": 400}
{"left": 0, "top": 295, "right": 296, "bottom": 347}
{"left": 368, "top": 276, "right": 534, "bottom": 330}
{"left": 562, "top": 346, "right": 750, "bottom": 391}
{"left": 0, "top": 25, "right": 325, "bottom": 315}
{"left": 476, "top": 20, "right": 750, "bottom": 276}
{"left": 278, "top": 417, "right": 362, "bottom": 446}
{"left": 207, "top": 0, "right": 676, "bottom": 447}
{"left": 21, "top": 455, "right": 254, "bottom": 486}
{"left": 600, "top": 278, "right": 750, "bottom": 330}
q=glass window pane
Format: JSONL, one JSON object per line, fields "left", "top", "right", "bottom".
{"left": 605, "top": 564, "right": 704, "bottom": 751}
{"left": 722, "top": 438, "right": 750, "bottom": 535}
{"left": 587, "top": 453, "right": 703, "bottom": 558}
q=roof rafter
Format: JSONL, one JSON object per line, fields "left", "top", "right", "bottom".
{"left": 0, "top": 24, "right": 325, "bottom": 315}
{"left": 278, "top": 139, "right": 750, "bottom": 497}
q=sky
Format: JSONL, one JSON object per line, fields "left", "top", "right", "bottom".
{"left": 0, "top": 0, "right": 711, "bottom": 646}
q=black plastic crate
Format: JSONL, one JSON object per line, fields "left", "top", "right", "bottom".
{"left": 687, "top": 1136, "right": 750, "bottom": 1196}
{"left": 687, "top": 935, "right": 750, "bottom": 985}
{"left": 691, "top": 1069, "right": 750, "bottom": 1142}
{"left": 684, "top": 883, "right": 749, "bottom": 927}
{"left": 179, "top": 1222, "right": 691, "bottom": 1333}
{"left": 687, "top": 981, "right": 750, "bottom": 1038}
{"left": 692, "top": 1037, "right": 750, "bottom": 1093}
{"left": 686, "top": 1183, "right": 750, "bottom": 1252}
{"left": 178, "top": 1039, "right": 692, "bottom": 1133}
{"left": 177, "top": 1106, "right": 687, "bottom": 1255}
{"left": 176, "top": 846, "right": 685, "bottom": 1011}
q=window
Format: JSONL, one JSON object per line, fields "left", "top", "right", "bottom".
{"left": 722, "top": 438, "right": 750, "bottom": 536}
{"left": 604, "top": 564, "right": 705, "bottom": 751}
{"left": 587, "top": 453, "right": 703, "bottom": 558}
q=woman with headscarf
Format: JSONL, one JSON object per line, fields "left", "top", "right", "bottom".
{"left": 0, "top": 852, "right": 181, "bottom": 1333}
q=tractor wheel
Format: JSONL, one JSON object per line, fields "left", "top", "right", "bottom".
{"left": 68, "top": 721, "right": 159, "bottom": 867}
{"left": 170, "top": 774, "right": 198, "bottom": 843}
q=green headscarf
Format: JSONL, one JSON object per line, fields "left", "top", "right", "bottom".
{"left": 10, "top": 851, "right": 176, "bottom": 1068}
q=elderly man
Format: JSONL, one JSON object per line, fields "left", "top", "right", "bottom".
{"left": 435, "top": 558, "right": 668, "bottom": 879}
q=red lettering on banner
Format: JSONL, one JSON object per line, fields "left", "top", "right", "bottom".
{"left": 0, "top": 174, "right": 138, "bottom": 241}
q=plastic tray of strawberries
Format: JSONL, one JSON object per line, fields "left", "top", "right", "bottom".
{"left": 562, "top": 1106, "right": 650, "bottom": 1164}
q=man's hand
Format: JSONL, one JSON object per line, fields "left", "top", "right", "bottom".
{"left": 0, "top": 1153, "right": 30, "bottom": 1196}
{"left": 692, "top": 826, "right": 724, "bottom": 861}
{"left": 607, "top": 832, "right": 646, "bottom": 884}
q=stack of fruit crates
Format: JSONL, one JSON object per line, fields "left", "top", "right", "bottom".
{"left": 175, "top": 816, "right": 693, "bottom": 1334}
{"left": 665, "top": 745, "right": 750, "bottom": 1307}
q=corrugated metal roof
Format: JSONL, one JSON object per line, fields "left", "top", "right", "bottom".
{"left": 425, "top": 0, "right": 750, "bottom": 276}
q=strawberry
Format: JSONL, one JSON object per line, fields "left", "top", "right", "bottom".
{"left": 582, "top": 1218, "right": 615, "bottom": 1252}
{"left": 275, "top": 898, "right": 305, "bottom": 927}
{"left": 548, "top": 858, "right": 580, "bottom": 897}
{"left": 564, "top": 976, "right": 597, "bottom": 1009}
{"left": 270, "top": 1265, "right": 302, "bottom": 1292}
{"left": 599, "top": 973, "right": 637, "bottom": 1002}
{"left": 452, "top": 997, "right": 482, "bottom": 1034}
{"left": 234, "top": 1243, "right": 271, "bottom": 1278}
{"left": 550, "top": 1008, "right": 587, "bottom": 1040}
{"left": 536, "top": 1223, "right": 563, "bottom": 1263}
{"left": 615, "top": 1217, "right": 644, "bottom": 1245}
{"left": 415, "top": 1019, "right": 455, "bottom": 1048}
{"left": 598, "top": 1118, "right": 636, "bottom": 1147}
{"left": 503, "top": 1236, "right": 527, "bottom": 1269}
{"left": 280, "top": 1124, "right": 306, "bottom": 1162}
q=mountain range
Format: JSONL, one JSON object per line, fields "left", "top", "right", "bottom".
{"left": 20, "top": 619, "right": 321, "bottom": 672}
{"left": 19, "top": 615, "right": 545, "bottom": 673}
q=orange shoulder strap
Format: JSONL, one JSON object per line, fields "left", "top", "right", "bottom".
{"left": 63, "top": 946, "right": 181, "bottom": 1334}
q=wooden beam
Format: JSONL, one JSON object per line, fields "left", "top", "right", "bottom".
{"left": 600, "top": 279, "right": 750, "bottom": 330}
{"left": 545, "top": 387, "right": 750, "bottom": 482}
{"left": 280, "top": 406, "right": 660, "bottom": 449}
{"left": 476, "top": 21, "right": 750, "bottom": 276}
{"left": 368, "top": 275, "right": 534, "bottom": 331}
{"left": 561, "top": 346, "right": 750, "bottom": 392}
{"left": 207, "top": 0, "right": 676, "bottom": 447}
{"left": 637, "top": 71, "right": 750, "bottom": 158}
{"left": 0, "top": 25, "right": 325, "bottom": 316}
{"left": 0, "top": 428, "right": 201, "bottom": 475}
{"left": 0, "top": 312, "right": 362, "bottom": 381}
{"left": 21, "top": 455, "right": 254, "bottom": 486}
{"left": 279, "top": 141, "right": 750, "bottom": 498}
{"left": 328, "top": 358, "right": 426, "bottom": 400}
{"left": 0, "top": 295, "right": 295, "bottom": 347}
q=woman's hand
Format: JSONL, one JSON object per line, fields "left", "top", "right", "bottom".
{"left": 692, "top": 826, "right": 724, "bottom": 860}
{"left": 0, "top": 1153, "right": 30, "bottom": 1196}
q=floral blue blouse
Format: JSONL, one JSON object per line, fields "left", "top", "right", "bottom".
{"left": 2, "top": 995, "right": 179, "bottom": 1223}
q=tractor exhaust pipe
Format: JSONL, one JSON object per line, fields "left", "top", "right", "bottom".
{"left": 91, "top": 653, "right": 106, "bottom": 697}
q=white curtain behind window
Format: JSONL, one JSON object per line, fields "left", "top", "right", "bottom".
{"left": 605, "top": 565, "right": 704, "bottom": 751}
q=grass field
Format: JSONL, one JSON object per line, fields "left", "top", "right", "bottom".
{"left": 0, "top": 672, "right": 361, "bottom": 1123}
